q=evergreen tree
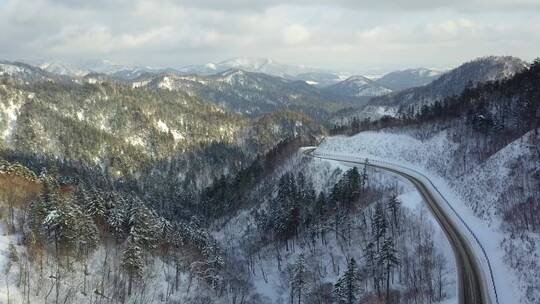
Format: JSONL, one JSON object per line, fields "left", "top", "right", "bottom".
{"left": 379, "top": 237, "right": 399, "bottom": 301}
{"left": 333, "top": 258, "right": 362, "bottom": 304}
{"left": 121, "top": 236, "right": 144, "bottom": 296}
{"left": 83, "top": 187, "right": 107, "bottom": 223}
{"left": 360, "top": 160, "right": 369, "bottom": 193}
{"left": 313, "top": 191, "right": 327, "bottom": 219}
{"left": 107, "top": 202, "right": 130, "bottom": 240}
{"left": 344, "top": 167, "right": 361, "bottom": 208}
{"left": 292, "top": 254, "right": 307, "bottom": 304}
{"left": 331, "top": 167, "right": 361, "bottom": 209}
{"left": 272, "top": 173, "right": 301, "bottom": 241}
{"left": 364, "top": 241, "right": 378, "bottom": 293}
{"left": 387, "top": 193, "right": 401, "bottom": 233}
{"left": 372, "top": 202, "right": 387, "bottom": 251}
{"left": 130, "top": 205, "right": 160, "bottom": 249}
{"left": 75, "top": 212, "right": 99, "bottom": 257}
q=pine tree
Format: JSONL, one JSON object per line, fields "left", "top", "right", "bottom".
{"left": 121, "top": 237, "right": 144, "bottom": 296}
{"left": 331, "top": 167, "right": 361, "bottom": 209}
{"left": 130, "top": 206, "right": 159, "bottom": 249}
{"left": 344, "top": 167, "right": 361, "bottom": 208}
{"left": 364, "top": 241, "right": 378, "bottom": 293}
{"left": 70, "top": 208, "right": 100, "bottom": 259}
{"left": 107, "top": 205, "right": 128, "bottom": 240}
{"left": 42, "top": 197, "right": 77, "bottom": 255}
{"left": 360, "top": 160, "right": 369, "bottom": 193}
{"left": 314, "top": 191, "right": 327, "bottom": 219}
{"left": 387, "top": 193, "right": 401, "bottom": 233}
{"left": 292, "top": 254, "right": 307, "bottom": 304}
{"left": 157, "top": 217, "right": 174, "bottom": 253}
{"left": 333, "top": 258, "right": 362, "bottom": 304}
{"left": 83, "top": 187, "right": 107, "bottom": 227}
{"left": 379, "top": 237, "right": 399, "bottom": 301}
{"left": 372, "top": 202, "right": 387, "bottom": 252}
{"left": 273, "top": 173, "right": 301, "bottom": 242}
{"left": 76, "top": 212, "right": 98, "bottom": 295}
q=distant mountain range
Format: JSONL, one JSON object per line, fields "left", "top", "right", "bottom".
{"left": 131, "top": 68, "right": 362, "bottom": 119}
{"left": 34, "top": 57, "right": 442, "bottom": 90}
{"left": 10, "top": 56, "right": 521, "bottom": 125}
{"left": 177, "top": 57, "right": 329, "bottom": 77}
{"left": 332, "top": 56, "right": 528, "bottom": 123}
{"left": 38, "top": 59, "right": 177, "bottom": 80}
{"left": 36, "top": 57, "right": 338, "bottom": 81}
{"left": 4, "top": 56, "right": 523, "bottom": 126}
{"left": 0, "top": 60, "right": 363, "bottom": 121}
{"left": 323, "top": 75, "right": 392, "bottom": 97}
{"left": 374, "top": 68, "right": 443, "bottom": 91}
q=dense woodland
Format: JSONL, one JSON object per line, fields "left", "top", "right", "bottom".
{"left": 0, "top": 147, "right": 453, "bottom": 303}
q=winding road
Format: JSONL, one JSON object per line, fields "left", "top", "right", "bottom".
{"left": 302, "top": 148, "right": 494, "bottom": 304}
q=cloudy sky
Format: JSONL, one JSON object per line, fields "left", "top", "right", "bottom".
{"left": 1, "top": 0, "right": 539, "bottom": 72}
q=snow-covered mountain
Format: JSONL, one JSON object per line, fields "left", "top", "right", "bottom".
{"left": 374, "top": 68, "right": 443, "bottom": 91}
{"left": 110, "top": 67, "right": 180, "bottom": 80}
{"left": 332, "top": 56, "right": 528, "bottom": 124}
{"left": 323, "top": 75, "right": 392, "bottom": 97}
{"left": 38, "top": 59, "right": 134, "bottom": 76}
{"left": 1, "top": 61, "right": 71, "bottom": 84}
{"left": 38, "top": 59, "right": 180, "bottom": 80}
{"left": 38, "top": 62, "right": 89, "bottom": 77}
{"left": 288, "top": 71, "right": 350, "bottom": 87}
{"left": 133, "top": 68, "right": 361, "bottom": 119}
{"left": 37, "top": 57, "right": 350, "bottom": 82}
{"left": 373, "top": 56, "right": 527, "bottom": 108}
{"left": 177, "top": 57, "right": 330, "bottom": 78}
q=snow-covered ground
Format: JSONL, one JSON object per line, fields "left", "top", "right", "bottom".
{"left": 213, "top": 153, "right": 457, "bottom": 303}
{"left": 316, "top": 130, "right": 539, "bottom": 304}
{"left": 0, "top": 221, "right": 23, "bottom": 303}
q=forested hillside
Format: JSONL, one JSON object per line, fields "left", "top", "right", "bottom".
{"left": 133, "top": 69, "right": 362, "bottom": 120}
{"left": 331, "top": 56, "right": 527, "bottom": 124}
{"left": 322, "top": 58, "right": 540, "bottom": 304}
{"left": 0, "top": 56, "right": 538, "bottom": 304}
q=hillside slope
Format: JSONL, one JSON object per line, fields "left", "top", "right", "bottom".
{"left": 317, "top": 59, "right": 540, "bottom": 303}
{"left": 332, "top": 56, "right": 528, "bottom": 124}
{"left": 374, "top": 68, "right": 442, "bottom": 91}
{"left": 134, "top": 69, "right": 361, "bottom": 119}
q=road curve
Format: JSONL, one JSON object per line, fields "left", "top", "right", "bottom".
{"left": 303, "top": 148, "right": 492, "bottom": 304}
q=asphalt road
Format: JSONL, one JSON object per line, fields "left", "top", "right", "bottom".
{"left": 303, "top": 148, "right": 491, "bottom": 304}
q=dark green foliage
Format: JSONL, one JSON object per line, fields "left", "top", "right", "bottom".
{"left": 121, "top": 236, "right": 145, "bottom": 295}
{"left": 255, "top": 171, "right": 317, "bottom": 243}
{"left": 330, "top": 167, "right": 363, "bottom": 209}
{"left": 291, "top": 254, "right": 307, "bottom": 304}
{"left": 36, "top": 192, "right": 99, "bottom": 257}
{"left": 372, "top": 202, "right": 387, "bottom": 251}
{"left": 199, "top": 136, "right": 317, "bottom": 220}
{"left": 333, "top": 258, "right": 362, "bottom": 304}
{"left": 387, "top": 193, "right": 401, "bottom": 231}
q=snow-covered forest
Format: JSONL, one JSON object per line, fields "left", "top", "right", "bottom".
{"left": 0, "top": 55, "right": 538, "bottom": 304}
{"left": 0, "top": 152, "right": 456, "bottom": 304}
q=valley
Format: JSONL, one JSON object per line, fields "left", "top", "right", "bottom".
{"left": 0, "top": 55, "right": 538, "bottom": 304}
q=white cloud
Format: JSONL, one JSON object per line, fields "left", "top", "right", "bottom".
{"left": 427, "top": 19, "right": 476, "bottom": 38}
{"left": 0, "top": 0, "right": 538, "bottom": 71}
{"left": 283, "top": 24, "right": 310, "bottom": 45}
